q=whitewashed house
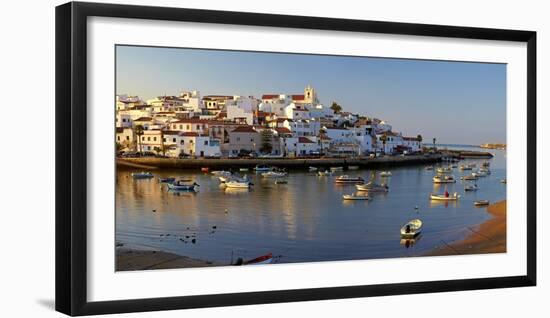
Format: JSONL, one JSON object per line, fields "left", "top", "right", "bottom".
{"left": 169, "top": 119, "right": 209, "bottom": 134}
{"left": 284, "top": 136, "right": 320, "bottom": 157}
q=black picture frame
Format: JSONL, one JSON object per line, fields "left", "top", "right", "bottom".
{"left": 55, "top": 1, "right": 537, "bottom": 316}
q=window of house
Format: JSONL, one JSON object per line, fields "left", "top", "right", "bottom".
{"left": 204, "top": 140, "right": 208, "bottom": 145}
{"left": 163, "top": 138, "right": 166, "bottom": 142}
{"left": 190, "top": 140, "right": 194, "bottom": 144}
{"left": 153, "top": 137, "right": 157, "bottom": 141}
{"left": 126, "top": 136, "right": 129, "bottom": 141}
{"left": 172, "top": 138, "right": 176, "bottom": 142}
{"left": 147, "top": 137, "right": 151, "bottom": 141}
{"left": 117, "top": 136, "right": 120, "bottom": 141}
{"left": 180, "top": 140, "right": 184, "bottom": 145}
{"left": 236, "top": 137, "right": 240, "bottom": 142}
{"left": 186, "top": 125, "right": 190, "bottom": 130}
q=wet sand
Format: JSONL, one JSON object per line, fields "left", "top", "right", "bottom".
{"left": 427, "top": 200, "right": 506, "bottom": 256}
{"left": 116, "top": 247, "right": 218, "bottom": 271}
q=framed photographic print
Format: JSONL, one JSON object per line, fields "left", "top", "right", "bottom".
{"left": 55, "top": 1, "right": 536, "bottom": 316}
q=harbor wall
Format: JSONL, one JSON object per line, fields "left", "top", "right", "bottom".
{"left": 117, "top": 154, "right": 443, "bottom": 170}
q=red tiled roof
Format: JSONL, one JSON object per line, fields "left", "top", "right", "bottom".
{"left": 298, "top": 137, "right": 315, "bottom": 144}
{"left": 231, "top": 126, "right": 258, "bottom": 133}
{"left": 134, "top": 117, "right": 153, "bottom": 122}
{"left": 275, "top": 127, "right": 292, "bottom": 134}
{"left": 292, "top": 95, "right": 305, "bottom": 100}
{"left": 203, "top": 95, "right": 233, "bottom": 100}
{"left": 267, "top": 117, "right": 292, "bottom": 123}
{"left": 262, "top": 94, "right": 279, "bottom": 100}
{"left": 171, "top": 118, "right": 209, "bottom": 124}
{"left": 293, "top": 108, "right": 309, "bottom": 112}
{"left": 162, "top": 130, "right": 181, "bottom": 136}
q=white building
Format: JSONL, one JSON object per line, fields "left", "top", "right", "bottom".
{"left": 226, "top": 96, "right": 258, "bottom": 125}
{"left": 169, "top": 119, "right": 209, "bottom": 134}
{"left": 284, "top": 136, "right": 320, "bottom": 157}
{"left": 162, "top": 131, "right": 221, "bottom": 158}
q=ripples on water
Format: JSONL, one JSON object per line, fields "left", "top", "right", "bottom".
{"left": 116, "top": 148, "right": 506, "bottom": 267}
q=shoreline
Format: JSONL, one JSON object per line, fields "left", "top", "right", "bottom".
{"left": 116, "top": 247, "right": 219, "bottom": 271}
{"left": 426, "top": 200, "right": 506, "bottom": 256}
{"left": 117, "top": 154, "right": 443, "bottom": 170}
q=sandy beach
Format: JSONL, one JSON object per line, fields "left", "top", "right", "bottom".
{"left": 427, "top": 200, "right": 506, "bottom": 256}
{"left": 116, "top": 247, "right": 218, "bottom": 271}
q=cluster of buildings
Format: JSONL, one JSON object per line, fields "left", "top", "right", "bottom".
{"left": 116, "top": 85, "right": 422, "bottom": 158}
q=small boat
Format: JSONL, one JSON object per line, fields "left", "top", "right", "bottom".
{"left": 211, "top": 170, "right": 231, "bottom": 176}
{"left": 355, "top": 182, "right": 389, "bottom": 192}
{"left": 348, "top": 165, "right": 359, "bottom": 170}
{"left": 261, "top": 171, "right": 287, "bottom": 178}
{"left": 335, "top": 175, "right": 365, "bottom": 184}
{"left": 244, "top": 253, "right": 274, "bottom": 265}
{"left": 436, "top": 167, "right": 452, "bottom": 174}
{"left": 253, "top": 165, "right": 272, "bottom": 172}
{"left": 274, "top": 179, "right": 288, "bottom": 184}
{"left": 433, "top": 175, "right": 456, "bottom": 183}
{"left": 219, "top": 175, "right": 248, "bottom": 183}
{"left": 425, "top": 166, "right": 434, "bottom": 171}
{"left": 464, "top": 184, "right": 478, "bottom": 191}
{"left": 459, "top": 164, "right": 473, "bottom": 171}
{"left": 380, "top": 171, "right": 392, "bottom": 177}
{"left": 482, "top": 161, "right": 491, "bottom": 167}
{"left": 200, "top": 167, "right": 209, "bottom": 173}
{"left": 400, "top": 219, "right": 422, "bottom": 238}
{"left": 474, "top": 200, "right": 490, "bottom": 206}
{"left": 131, "top": 171, "right": 153, "bottom": 179}
{"left": 158, "top": 177, "right": 176, "bottom": 183}
{"left": 167, "top": 180, "right": 199, "bottom": 191}
{"left": 430, "top": 192, "right": 460, "bottom": 201}
{"left": 330, "top": 166, "right": 344, "bottom": 172}
{"left": 342, "top": 193, "right": 372, "bottom": 200}
{"left": 225, "top": 180, "right": 252, "bottom": 189}
{"left": 451, "top": 164, "right": 458, "bottom": 168}
{"left": 239, "top": 168, "right": 249, "bottom": 172}
{"left": 478, "top": 167, "right": 491, "bottom": 175}
{"left": 317, "top": 170, "right": 332, "bottom": 176}
{"left": 461, "top": 174, "right": 478, "bottom": 181}
{"left": 308, "top": 166, "right": 318, "bottom": 172}
{"left": 500, "top": 178, "right": 507, "bottom": 184}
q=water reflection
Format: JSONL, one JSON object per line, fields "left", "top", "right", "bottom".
{"left": 116, "top": 147, "right": 506, "bottom": 266}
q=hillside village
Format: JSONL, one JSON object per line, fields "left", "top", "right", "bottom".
{"left": 116, "top": 85, "right": 423, "bottom": 158}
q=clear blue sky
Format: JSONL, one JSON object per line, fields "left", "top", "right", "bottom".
{"left": 116, "top": 45, "right": 506, "bottom": 145}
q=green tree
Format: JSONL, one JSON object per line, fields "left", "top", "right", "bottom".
{"left": 260, "top": 129, "right": 273, "bottom": 154}
{"left": 416, "top": 134, "right": 423, "bottom": 152}
{"left": 330, "top": 101, "right": 342, "bottom": 114}
{"left": 134, "top": 125, "right": 144, "bottom": 153}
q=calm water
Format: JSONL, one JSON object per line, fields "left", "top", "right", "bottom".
{"left": 116, "top": 146, "right": 506, "bottom": 266}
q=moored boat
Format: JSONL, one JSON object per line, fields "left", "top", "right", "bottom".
{"left": 225, "top": 180, "right": 252, "bottom": 189}
{"left": 317, "top": 170, "right": 332, "bottom": 176}
{"left": 274, "top": 179, "right": 288, "bottom": 184}
{"left": 131, "top": 171, "right": 154, "bottom": 179}
{"left": 430, "top": 192, "right": 460, "bottom": 201}
{"left": 335, "top": 175, "right": 365, "bottom": 184}
{"left": 253, "top": 165, "right": 272, "bottom": 172}
{"left": 211, "top": 170, "right": 232, "bottom": 177}
{"left": 500, "top": 178, "right": 507, "bottom": 184}
{"left": 380, "top": 171, "right": 392, "bottom": 177}
{"left": 308, "top": 166, "right": 318, "bottom": 172}
{"left": 433, "top": 175, "right": 456, "bottom": 183}
{"left": 355, "top": 182, "right": 389, "bottom": 192}
{"left": 436, "top": 166, "right": 453, "bottom": 174}
{"left": 330, "top": 166, "right": 344, "bottom": 172}
{"left": 200, "top": 167, "right": 209, "bottom": 173}
{"left": 464, "top": 184, "right": 478, "bottom": 191}
{"left": 400, "top": 219, "right": 422, "bottom": 238}
{"left": 167, "top": 180, "right": 199, "bottom": 191}
{"left": 342, "top": 193, "right": 372, "bottom": 200}
{"left": 244, "top": 253, "right": 274, "bottom": 265}
{"left": 261, "top": 171, "right": 287, "bottom": 178}
{"left": 239, "top": 168, "right": 249, "bottom": 172}
{"left": 158, "top": 177, "right": 176, "bottom": 183}
{"left": 425, "top": 166, "right": 434, "bottom": 171}
{"left": 461, "top": 174, "right": 478, "bottom": 181}
{"left": 474, "top": 200, "right": 490, "bottom": 206}
{"left": 348, "top": 165, "right": 359, "bottom": 170}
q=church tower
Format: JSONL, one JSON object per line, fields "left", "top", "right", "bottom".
{"left": 304, "top": 85, "right": 318, "bottom": 104}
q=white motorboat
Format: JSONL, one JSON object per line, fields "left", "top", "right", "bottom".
{"left": 225, "top": 180, "right": 252, "bottom": 189}
{"left": 342, "top": 193, "right": 372, "bottom": 200}
{"left": 261, "top": 171, "right": 287, "bottom": 178}
{"left": 211, "top": 170, "right": 232, "bottom": 177}
{"left": 500, "top": 178, "right": 507, "bottom": 184}
{"left": 433, "top": 175, "right": 456, "bottom": 183}
{"left": 436, "top": 167, "right": 453, "bottom": 174}
{"left": 355, "top": 182, "right": 389, "bottom": 192}
{"left": 335, "top": 175, "right": 365, "bottom": 184}
{"left": 400, "top": 219, "right": 423, "bottom": 238}
{"left": 380, "top": 171, "right": 392, "bottom": 177}
{"left": 308, "top": 166, "right": 318, "bottom": 172}
{"left": 131, "top": 171, "right": 154, "bottom": 179}
{"left": 425, "top": 166, "right": 434, "bottom": 171}
{"left": 430, "top": 192, "right": 460, "bottom": 201}
{"left": 464, "top": 184, "right": 478, "bottom": 191}
{"left": 330, "top": 166, "right": 344, "bottom": 172}
{"left": 461, "top": 174, "right": 478, "bottom": 181}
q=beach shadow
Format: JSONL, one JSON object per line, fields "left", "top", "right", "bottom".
{"left": 37, "top": 299, "right": 55, "bottom": 310}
